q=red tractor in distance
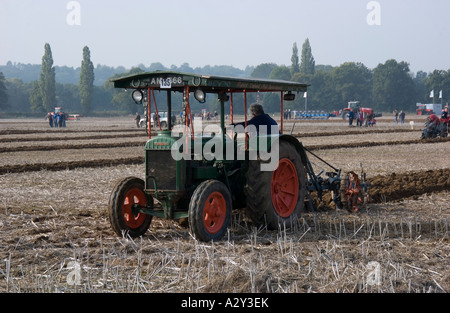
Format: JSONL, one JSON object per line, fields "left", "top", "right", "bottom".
{"left": 341, "top": 101, "right": 376, "bottom": 123}
{"left": 416, "top": 103, "right": 442, "bottom": 116}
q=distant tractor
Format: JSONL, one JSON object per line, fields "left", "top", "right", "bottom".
{"left": 416, "top": 103, "right": 442, "bottom": 116}
{"left": 108, "top": 71, "right": 369, "bottom": 242}
{"left": 341, "top": 101, "right": 378, "bottom": 122}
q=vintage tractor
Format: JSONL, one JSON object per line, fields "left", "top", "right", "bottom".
{"left": 108, "top": 71, "right": 369, "bottom": 241}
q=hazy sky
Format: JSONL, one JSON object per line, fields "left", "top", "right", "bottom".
{"left": 1, "top": 0, "right": 449, "bottom": 73}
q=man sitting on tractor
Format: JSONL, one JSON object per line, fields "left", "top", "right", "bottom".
{"left": 231, "top": 103, "right": 279, "bottom": 136}
{"left": 427, "top": 114, "right": 440, "bottom": 130}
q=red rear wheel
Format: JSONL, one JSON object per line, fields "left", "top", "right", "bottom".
{"left": 246, "top": 140, "right": 306, "bottom": 230}
{"left": 271, "top": 158, "right": 299, "bottom": 218}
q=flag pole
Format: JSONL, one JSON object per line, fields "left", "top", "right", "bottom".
{"left": 304, "top": 92, "right": 308, "bottom": 112}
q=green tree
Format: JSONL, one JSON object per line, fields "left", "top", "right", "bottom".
{"left": 332, "top": 62, "right": 372, "bottom": 106}
{"left": 108, "top": 67, "right": 145, "bottom": 114}
{"left": 30, "top": 81, "right": 44, "bottom": 112}
{"left": 251, "top": 63, "right": 278, "bottom": 79}
{"left": 57, "top": 83, "right": 81, "bottom": 112}
{"left": 413, "top": 71, "right": 428, "bottom": 103}
{"left": 372, "top": 59, "right": 415, "bottom": 112}
{"left": 290, "top": 42, "right": 300, "bottom": 76}
{"left": 291, "top": 69, "right": 339, "bottom": 112}
{"left": 4, "top": 79, "right": 33, "bottom": 112}
{"left": 261, "top": 92, "right": 282, "bottom": 114}
{"left": 424, "top": 70, "right": 450, "bottom": 104}
{"left": 79, "top": 46, "right": 95, "bottom": 115}
{"left": 440, "top": 71, "right": 450, "bottom": 105}
{"left": 270, "top": 65, "right": 291, "bottom": 81}
{"left": 310, "top": 69, "right": 340, "bottom": 111}
{"left": 39, "top": 43, "right": 56, "bottom": 112}
{"left": 299, "top": 38, "right": 315, "bottom": 75}
{"left": 260, "top": 65, "right": 292, "bottom": 113}
{"left": 0, "top": 72, "right": 8, "bottom": 110}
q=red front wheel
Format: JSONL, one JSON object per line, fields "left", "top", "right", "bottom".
{"left": 189, "top": 180, "right": 232, "bottom": 242}
{"left": 108, "top": 177, "right": 153, "bottom": 238}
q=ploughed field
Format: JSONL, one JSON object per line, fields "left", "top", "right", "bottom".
{"left": 0, "top": 116, "right": 448, "bottom": 293}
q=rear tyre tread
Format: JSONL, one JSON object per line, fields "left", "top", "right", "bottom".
{"left": 245, "top": 140, "right": 306, "bottom": 230}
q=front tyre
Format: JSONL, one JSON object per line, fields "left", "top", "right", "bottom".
{"left": 189, "top": 180, "right": 232, "bottom": 242}
{"left": 108, "top": 177, "right": 153, "bottom": 238}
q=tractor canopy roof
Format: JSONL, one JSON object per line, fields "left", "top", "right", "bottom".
{"left": 112, "top": 71, "right": 308, "bottom": 94}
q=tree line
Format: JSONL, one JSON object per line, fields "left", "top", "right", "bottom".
{"left": 0, "top": 40, "right": 449, "bottom": 116}
{"left": 256, "top": 39, "right": 449, "bottom": 114}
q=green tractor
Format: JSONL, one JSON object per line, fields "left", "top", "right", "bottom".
{"left": 108, "top": 71, "right": 368, "bottom": 242}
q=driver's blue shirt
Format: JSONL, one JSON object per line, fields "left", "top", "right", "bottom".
{"left": 233, "top": 114, "right": 279, "bottom": 135}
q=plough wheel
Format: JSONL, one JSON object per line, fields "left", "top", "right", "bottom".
{"left": 341, "top": 172, "right": 365, "bottom": 213}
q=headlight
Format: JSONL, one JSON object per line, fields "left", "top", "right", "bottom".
{"left": 132, "top": 90, "right": 144, "bottom": 104}
{"left": 194, "top": 89, "right": 206, "bottom": 103}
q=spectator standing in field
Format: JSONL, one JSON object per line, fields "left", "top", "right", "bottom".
{"left": 62, "top": 112, "right": 67, "bottom": 127}
{"left": 357, "top": 109, "right": 364, "bottom": 127}
{"left": 393, "top": 109, "right": 399, "bottom": 124}
{"left": 53, "top": 112, "right": 58, "bottom": 128}
{"left": 153, "top": 113, "right": 159, "bottom": 128}
{"left": 348, "top": 109, "right": 355, "bottom": 126}
{"left": 46, "top": 113, "right": 53, "bottom": 127}
{"left": 135, "top": 112, "right": 141, "bottom": 128}
{"left": 399, "top": 110, "right": 405, "bottom": 124}
{"left": 57, "top": 112, "right": 63, "bottom": 128}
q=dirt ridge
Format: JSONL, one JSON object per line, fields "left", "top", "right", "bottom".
{"left": 2, "top": 136, "right": 448, "bottom": 154}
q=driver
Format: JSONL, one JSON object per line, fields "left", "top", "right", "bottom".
{"left": 427, "top": 114, "right": 440, "bottom": 131}
{"left": 230, "top": 103, "right": 279, "bottom": 136}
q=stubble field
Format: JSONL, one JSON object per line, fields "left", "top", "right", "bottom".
{"left": 0, "top": 115, "right": 449, "bottom": 293}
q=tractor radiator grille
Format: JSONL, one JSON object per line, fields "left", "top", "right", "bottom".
{"left": 146, "top": 150, "right": 177, "bottom": 191}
